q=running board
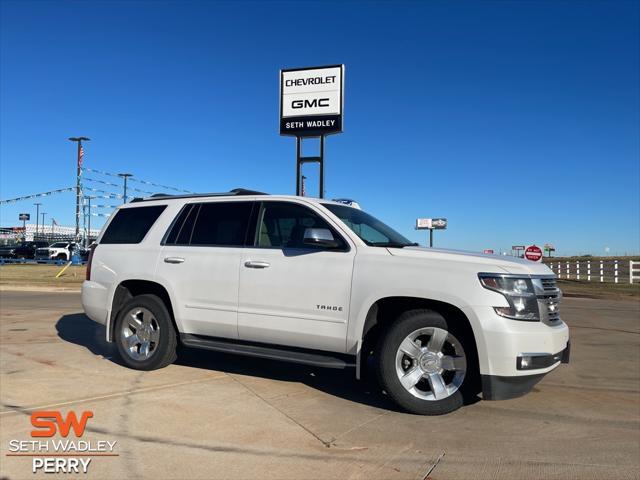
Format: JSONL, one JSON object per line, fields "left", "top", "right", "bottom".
{"left": 180, "top": 334, "right": 356, "bottom": 369}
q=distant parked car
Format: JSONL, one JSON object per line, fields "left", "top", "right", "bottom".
{"left": 0, "top": 241, "right": 49, "bottom": 259}
{"left": 35, "top": 242, "right": 79, "bottom": 262}
{"left": 79, "top": 243, "right": 94, "bottom": 262}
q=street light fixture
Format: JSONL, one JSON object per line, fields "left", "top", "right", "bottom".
{"left": 69, "top": 136, "right": 90, "bottom": 240}
{"left": 118, "top": 173, "right": 133, "bottom": 203}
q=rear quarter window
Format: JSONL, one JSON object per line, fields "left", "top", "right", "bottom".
{"left": 101, "top": 205, "right": 167, "bottom": 244}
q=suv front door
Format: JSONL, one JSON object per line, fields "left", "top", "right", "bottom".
{"left": 157, "top": 201, "right": 253, "bottom": 339}
{"left": 238, "top": 201, "right": 355, "bottom": 353}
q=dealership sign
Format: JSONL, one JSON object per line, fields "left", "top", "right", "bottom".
{"left": 415, "top": 218, "right": 432, "bottom": 230}
{"left": 280, "top": 65, "right": 344, "bottom": 137}
{"left": 431, "top": 218, "right": 447, "bottom": 229}
{"left": 19, "top": 213, "right": 30, "bottom": 221}
{"left": 416, "top": 218, "right": 448, "bottom": 230}
{"left": 524, "top": 245, "right": 543, "bottom": 262}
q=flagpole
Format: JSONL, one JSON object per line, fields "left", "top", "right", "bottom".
{"left": 69, "top": 137, "right": 90, "bottom": 241}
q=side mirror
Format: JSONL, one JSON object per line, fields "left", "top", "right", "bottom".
{"left": 303, "top": 228, "right": 339, "bottom": 249}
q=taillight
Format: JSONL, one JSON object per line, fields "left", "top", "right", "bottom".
{"left": 86, "top": 244, "right": 97, "bottom": 281}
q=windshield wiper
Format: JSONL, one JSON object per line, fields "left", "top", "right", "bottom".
{"left": 369, "top": 241, "right": 418, "bottom": 248}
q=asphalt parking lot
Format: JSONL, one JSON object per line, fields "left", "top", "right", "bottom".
{"left": 0, "top": 290, "right": 638, "bottom": 479}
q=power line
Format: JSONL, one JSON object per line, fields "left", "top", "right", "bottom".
{"left": 82, "top": 187, "right": 123, "bottom": 199}
{"left": 83, "top": 177, "right": 121, "bottom": 188}
{"left": 128, "top": 177, "right": 193, "bottom": 193}
{"left": 0, "top": 187, "right": 75, "bottom": 205}
{"left": 82, "top": 167, "right": 193, "bottom": 194}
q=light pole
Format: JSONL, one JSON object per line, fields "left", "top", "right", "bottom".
{"left": 41, "top": 212, "right": 47, "bottom": 240}
{"left": 301, "top": 175, "right": 307, "bottom": 197}
{"left": 69, "top": 136, "right": 90, "bottom": 240}
{"left": 85, "top": 196, "right": 95, "bottom": 247}
{"left": 34, "top": 202, "right": 42, "bottom": 239}
{"left": 118, "top": 173, "right": 133, "bottom": 204}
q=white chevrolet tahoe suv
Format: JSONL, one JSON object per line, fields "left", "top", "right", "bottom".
{"left": 82, "top": 189, "right": 569, "bottom": 415}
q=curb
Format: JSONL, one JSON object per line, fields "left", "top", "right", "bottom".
{"left": 0, "top": 285, "right": 81, "bottom": 293}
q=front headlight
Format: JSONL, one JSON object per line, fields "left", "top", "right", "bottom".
{"left": 479, "top": 274, "right": 540, "bottom": 321}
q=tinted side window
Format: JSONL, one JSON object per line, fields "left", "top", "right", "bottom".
{"left": 165, "top": 204, "right": 195, "bottom": 245}
{"left": 177, "top": 205, "right": 199, "bottom": 244}
{"left": 256, "top": 202, "right": 345, "bottom": 249}
{"left": 189, "top": 202, "right": 252, "bottom": 246}
{"left": 101, "top": 205, "right": 166, "bottom": 244}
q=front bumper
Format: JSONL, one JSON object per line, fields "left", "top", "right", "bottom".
{"left": 464, "top": 305, "right": 570, "bottom": 377}
{"left": 482, "top": 342, "right": 569, "bottom": 399}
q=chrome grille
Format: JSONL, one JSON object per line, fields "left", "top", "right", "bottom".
{"left": 536, "top": 276, "right": 561, "bottom": 323}
{"left": 541, "top": 277, "right": 557, "bottom": 291}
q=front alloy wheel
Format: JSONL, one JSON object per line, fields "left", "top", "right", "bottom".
{"left": 377, "top": 309, "right": 474, "bottom": 415}
{"left": 395, "top": 327, "right": 466, "bottom": 401}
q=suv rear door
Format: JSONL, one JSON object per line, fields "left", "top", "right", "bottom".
{"left": 156, "top": 200, "right": 253, "bottom": 339}
{"left": 237, "top": 201, "right": 355, "bottom": 353}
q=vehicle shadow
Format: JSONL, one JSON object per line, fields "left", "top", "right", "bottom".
{"left": 55, "top": 313, "right": 402, "bottom": 412}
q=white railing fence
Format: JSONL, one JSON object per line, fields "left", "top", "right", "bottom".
{"left": 631, "top": 261, "right": 640, "bottom": 284}
{"left": 546, "top": 260, "right": 640, "bottom": 284}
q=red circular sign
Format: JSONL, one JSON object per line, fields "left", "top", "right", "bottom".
{"left": 524, "top": 245, "right": 543, "bottom": 262}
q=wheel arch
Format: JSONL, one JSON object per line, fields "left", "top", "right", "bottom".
{"left": 108, "top": 279, "right": 177, "bottom": 342}
{"left": 356, "top": 296, "right": 481, "bottom": 382}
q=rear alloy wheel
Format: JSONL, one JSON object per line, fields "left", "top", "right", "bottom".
{"left": 114, "top": 294, "right": 177, "bottom": 371}
{"left": 120, "top": 307, "right": 160, "bottom": 361}
{"left": 378, "top": 309, "right": 472, "bottom": 415}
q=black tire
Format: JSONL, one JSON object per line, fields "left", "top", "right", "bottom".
{"left": 377, "top": 309, "right": 475, "bottom": 415}
{"left": 56, "top": 253, "right": 67, "bottom": 261}
{"left": 114, "top": 294, "right": 177, "bottom": 371}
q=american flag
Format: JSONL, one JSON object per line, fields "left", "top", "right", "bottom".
{"left": 78, "top": 146, "right": 84, "bottom": 168}
{"left": 52, "top": 218, "right": 58, "bottom": 226}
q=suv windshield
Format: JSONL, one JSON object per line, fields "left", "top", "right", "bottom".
{"left": 50, "top": 242, "right": 68, "bottom": 248}
{"left": 322, "top": 203, "right": 416, "bottom": 248}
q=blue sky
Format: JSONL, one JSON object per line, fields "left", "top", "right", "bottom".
{"left": 1, "top": 0, "right": 638, "bottom": 255}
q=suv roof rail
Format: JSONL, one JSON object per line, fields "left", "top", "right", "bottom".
{"left": 128, "top": 188, "right": 268, "bottom": 203}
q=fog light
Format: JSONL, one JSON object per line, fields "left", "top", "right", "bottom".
{"left": 519, "top": 355, "right": 532, "bottom": 369}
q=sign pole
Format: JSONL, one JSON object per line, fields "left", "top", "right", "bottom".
{"left": 319, "top": 135, "right": 325, "bottom": 198}
{"left": 295, "top": 136, "right": 325, "bottom": 198}
{"left": 295, "top": 137, "right": 302, "bottom": 196}
{"left": 429, "top": 229, "right": 433, "bottom": 248}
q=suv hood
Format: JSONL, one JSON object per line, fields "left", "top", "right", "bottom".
{"left": 386, "top": 246, "right": 553, "bottom": 275}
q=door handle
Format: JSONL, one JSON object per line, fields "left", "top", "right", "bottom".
{"left": 164, "top": 257, "right": 185, "bottom": 264}
{"left": 244, "top": 260, "right": 270, "bottom": 269}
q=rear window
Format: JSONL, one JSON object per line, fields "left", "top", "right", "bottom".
{"left": 164, "top": 202, "right": 252, "bottom": 247}
{"left": 101, "top": 205, "right": 166, "bottom": 244}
